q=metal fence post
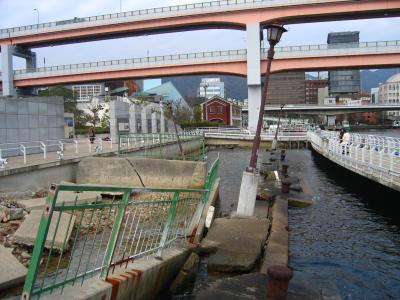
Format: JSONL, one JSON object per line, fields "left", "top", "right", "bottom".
{"left": 100, "top": 190, "right": 131, "bottom": 279}
{"left": 22, "top": 186, "right": 59, "bottom": 300}
{"left": 156, "top": 191, "right": 180, "bottom": 259}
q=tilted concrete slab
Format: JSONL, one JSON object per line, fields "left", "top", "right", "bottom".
{"left": 76, "top": 157, "right": 207, "bottom": 189}
{"left": 17, "top": 191, "right": 104, "bottom": 211}
{"left": 0, "top": 245, "right": 27, "bottom": 290}
{"left": 14, "top": 210, "right": 76, "bottom": 250}
{"left": 203, "top": 217, "right": 270, "bottom": 272}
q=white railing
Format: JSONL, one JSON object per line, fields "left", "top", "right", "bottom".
{"left": 308, "top": 130, "right": 400, "bottom": 189}
{"left": 0, "top": 137, "right": 115, "bottom": 168}
{"left": 0, "top": 0, "right": 352, "bottom": 38}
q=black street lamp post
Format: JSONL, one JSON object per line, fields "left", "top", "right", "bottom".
{"left": 247, "top": 24, "right": 287, "bottom": 172}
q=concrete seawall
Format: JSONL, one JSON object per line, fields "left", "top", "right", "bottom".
{"left": 77, "top": 157, "right": 207, "bottom": 189}
{"left": 0, "top": 138, "right": 202, "bottom": 192}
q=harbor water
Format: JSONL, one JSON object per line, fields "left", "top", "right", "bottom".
{"left": 207, "top": 139, "right": 400, "bottom": 299}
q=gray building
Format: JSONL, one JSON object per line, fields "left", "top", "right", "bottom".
{"left": 266, "top": 71, "right": 305, "bottom": 105}
{"left": 327, "top": 32, "right": 361, "bottom": 97}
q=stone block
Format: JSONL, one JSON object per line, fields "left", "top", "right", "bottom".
{"left": 0, "top": 129, "right": 6, "bottom": 143}
{"left": 6, "top": 129, "right": 19, "bottom": 143}
{"left": 29, "top": 129, "right": 40, "bottom": 141}
{"left": 47, "top": 103, "right": 56, "bottom": 116}
{"left": 56, "top": 104, "right": 64, "bottom": 116}
{"left": 0, "top": 245, "right": 27, "bottom": 290}
{"left": 48, "top": 127, "right": 58, "bottom": 139}
{"left": 38, "top": 103, "right": 47, "bottom": 115}
{"left": 28, "top": 102, "right": 39, "bottom": 115}
{"left": 18, "top": 129, "right": 29, "bottom": 142}
{"left": 6, "top": 101, "right": 18, "bottom": 114}
{"left": 6, "top": 114, "right": 18, "bottom": 129}
{"left": 38, "top": 115, "right": 48, "bottom": 127}
{"left": 0, "top": 114, "right": 6, "bottom": 128}
{"left": 48, "top": 116, "right": 57, "bottom": 127}
{"left": 29, "top": 115, "right": 39, "bottom": 128}
{"left": 39, "top": 128, "right": 49, "bottom": 140}
{"left": 18, "top": 101, "right": 29, "bottom": 114}
{"left": 0, "top": 99, "right": 5, "bottom": 113}
{"left": 18, "top": 115, "right": 29, "bottom": 128}
{"left": 56, "top": 117, "right": 64, "bottom": 127}
{"left": 14, "top": 210, "right": 76, "bottom": 251}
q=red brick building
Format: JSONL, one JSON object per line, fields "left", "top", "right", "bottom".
{"left": 305, "top": 79, "right": 329, "bottom": 104}
{"left": 201, "top": 96, "right": 242, "bottom": 127}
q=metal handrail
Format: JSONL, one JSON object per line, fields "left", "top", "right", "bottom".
{"left": 22, "top": 157, "right": 220, "bottom": 298}
{"left": 11, "top": 40, "right": 400, "bottom": 77}
{"left": 0, "top": 0, "right": 350, "bottom": 37}
{"left": 310, "top": 131, "right": 400, "bottom": 176}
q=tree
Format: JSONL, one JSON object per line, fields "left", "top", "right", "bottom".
{"left": 85, "top": 101, "right": 104, "bottom": 128}
{"left": 163, "top": 100, "right": 189, "bottom": 160}
{"left": 192, "top": 105, "right": 202, "bottom": 123}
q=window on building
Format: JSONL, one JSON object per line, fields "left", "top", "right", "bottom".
{"left": 217, "top": 106, "right": 223, "bottom": 113}
{"left": 210, "top": 106, "right": 215, "bottom": 113}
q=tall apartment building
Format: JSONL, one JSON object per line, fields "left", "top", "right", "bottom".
{"left": 327, "top": 32, "right": 360, "bottom": 97}
{"left": 198, "top": 78, "right": 225, "bottom": 99}
{"left": 266, "top": 71, "right": 305, "bottom": 105}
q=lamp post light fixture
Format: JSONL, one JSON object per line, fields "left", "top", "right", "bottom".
{"left": 203, "top": 82, "right": 209, "bottom": 100}
{"left": 247, "top": 23, "right": 287, "bottom": 172}
{"left": 34, "top": 8, "right": 39, "bottom": 25}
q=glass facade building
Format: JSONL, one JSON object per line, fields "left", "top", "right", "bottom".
{"left": 327, "top": 32, "right": 361, "bottom": 97}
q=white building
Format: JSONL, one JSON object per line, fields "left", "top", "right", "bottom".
{"left": 198, "top": 78, "right": 225, "bottom": 99}
{"left": 72, "top": 84, "right": 104, "bottom": 102}
{"left": 370, "top": 87, "right": 379, "bottom": 104}
{"left": 378, "top": 73, "right": 400, "bottom": 118}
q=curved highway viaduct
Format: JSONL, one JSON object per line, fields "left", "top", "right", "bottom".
{"left": 1, "top": 0, "right": 400, "bottom": 130}
{"left": 7, "top": 40, "right": 400, "bottom": 88}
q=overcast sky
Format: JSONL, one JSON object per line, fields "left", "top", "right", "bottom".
{"left": 1, "top": 0, "right": 400, "bottom": 89}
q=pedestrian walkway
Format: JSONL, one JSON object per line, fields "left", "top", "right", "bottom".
{"left": 0, "top": 138, "right": 116, "bottom": 172}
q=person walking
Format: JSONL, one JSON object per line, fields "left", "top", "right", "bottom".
{"left": 339, "top": 128, "right": 345, "bottom": 143}
{"left": 88, "top": 126, "right": 96, "bottom": 144}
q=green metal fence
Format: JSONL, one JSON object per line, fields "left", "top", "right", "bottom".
{"left": 22, "top": 157, "right": 219, "bottom": 300}
{"left": 118, "top": 132, "right": 206, "bottom": 161}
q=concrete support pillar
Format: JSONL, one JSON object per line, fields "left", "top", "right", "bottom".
{"left": 246, "top": 23, "right": 262, "bottom": 132}
{"left": 237, "top": 171, "right": 259, "bottom": 216}
{"left": 141, "top": 107, "right": 148, "bottom": 133}
{"left": 248, "top": 85, "right": 262, "bottom": 131}
{"left": 129, "top": 104, "right": 137, "bottom": 133}
{"left": 1, "top": 44, "right": 15, "bottom": 97}
{"left": 26, "top": 52, "right": 37, "bottom": 69}
{"left": 160, "top": 103, "right": 166, "bottom": 133}
{"left": 13, "top": 46, "right": 37, "bottom": 70}
{"left": 151, "top": 111, "right": 157, "bottom": 133}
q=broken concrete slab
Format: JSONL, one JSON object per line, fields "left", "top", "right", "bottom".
{"left": 203, "top": 217, "right": 270, "bottom": 272}
{"left": 0, "top": 245, "right": 27, "bottom": 290}
{"left": 17, "top": 190, "right": 103, "bottom": 211}
{"left": 14, "top": 210, "right": 76, "bottom": 251}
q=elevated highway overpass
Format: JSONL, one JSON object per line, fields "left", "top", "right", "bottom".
{"left": 1, "top": 0, "right": 399, "bottom": 130}
{"left": 0, "top": 0, "right": 398, "bottom": 47}
{"left": 242, "top": 103, "right": 400, "bottom": 115}
{"left": 3, "top": 40, "right": 400, "bottom": 87}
